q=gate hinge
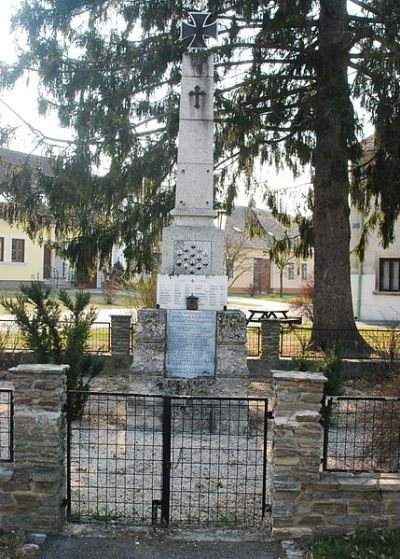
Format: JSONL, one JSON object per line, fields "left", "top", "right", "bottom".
{"left": 266, "top": 411, "right": 274, "bottom": 420}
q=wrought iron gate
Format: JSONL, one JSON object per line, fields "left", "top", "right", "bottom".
{"left": 67, "top": 391, "right": 269, "bottom": 527}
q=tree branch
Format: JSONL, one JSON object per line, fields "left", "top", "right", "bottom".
{"left": 349, "top": 0, "right": 381, "bottom": 16}
{"left": 0, "top": 97, "right": 75, "bottom": 145}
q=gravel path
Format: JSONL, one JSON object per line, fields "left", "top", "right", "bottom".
{"left": 36, "top": 534, "right": 285, "bottom": 559}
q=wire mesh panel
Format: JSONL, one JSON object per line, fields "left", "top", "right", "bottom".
{"left": 168, "top": 397, "right": 268, "bottom": 527}
{"left": 246, "top": 327, "right": 261, "bottom": 357}
{"left": 0, "top": 390, "right": 13, "bottom": 462}
{"left": 86, "top": 322, "right": 111, "bottom": 353}
{"left": 67, "top": 392, "right": 269, "bottom": 527}
{"left": 323, "top": 396, "right": 400, "bottom": 472}
{"left": 280, "top": 327, "right": 400, "bottom": 359}
{"left": 67, "top": 392, "right": 163, "bottom": 523}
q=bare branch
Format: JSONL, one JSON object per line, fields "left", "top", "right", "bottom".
{"left": 0, "top": 97, "right": 75, "bottom": 145}
{"left": 349, "top": 0, "right": 381, "bottom": 16}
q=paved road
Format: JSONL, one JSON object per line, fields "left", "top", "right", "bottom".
{"left": 0, "top": 296, "right": 289, "bottom": 323}
{"left": 36, "top": 534, "right": 285, "bottom": 559}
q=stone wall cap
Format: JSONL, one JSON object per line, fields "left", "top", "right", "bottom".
{"left": 9, "top": 364, "right": 69, "bottom": 374}
{"left": 318, "top": 472, "right": 383, "bottom": 489}
{"left": 378, "top": 478, "right": 400, "bottom": 491}
{"left": 272, "top": 370, "right": 327, "bottom": 383}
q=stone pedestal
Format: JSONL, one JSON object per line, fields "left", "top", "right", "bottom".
{"left": 131, "top": 309, "right": 166, "bottom": 376}
{"left": 0, "top": 364, "right": 68, "bottom": 531}
{"left": 131, "top": 308, "right": 248, "bottom": 378}
{"left": 271, "top": 370, "right": 327, "bottom": 539}
{"left": 260, "top": 319, "right": 281, "bottom": 369}
{"left": 216, "top": 310, "right": 248, "bottom": 377}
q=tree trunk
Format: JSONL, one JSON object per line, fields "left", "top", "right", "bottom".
{"left": 279, "top": 268, "right": 283, "bottom": 298}
{"left": 311, "top": 0, "right": 370, "bottom": 354}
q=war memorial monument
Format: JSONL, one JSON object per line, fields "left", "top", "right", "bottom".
{"left": 132, "top": 13, "right": 248, "bottom": 380}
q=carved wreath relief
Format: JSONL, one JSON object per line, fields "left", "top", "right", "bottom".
{"left": 174, "top": 241, "right": 211, "bottom": 275}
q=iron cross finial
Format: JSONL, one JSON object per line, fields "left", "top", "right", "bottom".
{"left": 180, "top": 12, "right": 217, "bottom": 50}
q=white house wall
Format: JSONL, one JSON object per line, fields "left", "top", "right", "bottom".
{"left": 350, "top": 211, "right": 400, "bottom": 322}
{"left": 351, "top": 273, "right": 400, "bottom": 323}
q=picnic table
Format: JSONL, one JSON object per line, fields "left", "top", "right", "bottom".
{"left": 246, "top": 309, "right": 302, "bottom": 326}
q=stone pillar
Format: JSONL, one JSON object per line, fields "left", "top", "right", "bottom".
{"left": 271, "top": 370, "right": 327, "bottom": 539}
{"left": 260, "top": 319, "right": 281, "bottom": 368}
{"left": 216, "top": 310, "right": 248, "bottom": 377}
{"left": 110, "top": 314, "right": 131, "bottom": 355}
{"left": 0, "top": 364, "right": 68, "bottom": 531}
{"left": 131, "top": 308, "right": 166, "bottom": 376}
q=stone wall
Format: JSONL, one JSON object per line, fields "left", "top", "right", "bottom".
{"left": 1, "top": 363, "right": 399, "bottom": 536}
{"left": 271, "top": 370, "right": 400, "bottom": 538}
{"left": 301, "top": 474, "right": 400, "bottom": 533}
{"left": 0, "top": 364, "right": 68, "bottom": 532}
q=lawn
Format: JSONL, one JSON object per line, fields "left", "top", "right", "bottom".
{"left": 228, "top": 292, "right": 295, "bottom": 304}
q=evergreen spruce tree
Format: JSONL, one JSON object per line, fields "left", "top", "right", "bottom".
{"left": 1, "top": 1, "right": 399, "bottom": 347}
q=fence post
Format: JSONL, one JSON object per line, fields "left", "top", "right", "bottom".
{"left": 110, "top": 314, "right": 132, "bottom": 355}
{"left": 271, "top": 370, "right": 327, "bottom": 539}
{"left": 0, "top": 364, "right": 68, "bottom": 531}
{"left": 260, "top": 319, "right": 281, "bottom": 369}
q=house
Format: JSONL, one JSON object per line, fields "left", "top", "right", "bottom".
{"left": 0, "top": 147, "right": 75, "bottom": 288}
{"left": 350, "top": 212, "right": 400, "bottom": 323}
{"left": 350, "top": 136, "right": 400, "bottom": 323}
{"left": 0, "top": 147, "right": 129, "bottom": 289}
{"left": 223, "top": 204, "right": 314, "bottom": 295}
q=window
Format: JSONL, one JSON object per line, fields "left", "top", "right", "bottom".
{"left": 0, "top": 237, "right": 4, "bottom": 262}
{"left": 287, "top": 262, "right": 295, "bottom": 280}
{"left": 11, "top": 239, "right": 25, "bottom": 263}
{"left": 380, "top": 258, "right": 400, "bottom": 292}
{"left": 301, "top": 263, "right": 308, "bottom": 280}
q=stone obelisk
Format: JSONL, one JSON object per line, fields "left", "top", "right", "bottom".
{"left": 157, "top": 13, "right": 226, "bottom": 310}
{"left": 132, "top": 13, "right": 248, "bottom": 379}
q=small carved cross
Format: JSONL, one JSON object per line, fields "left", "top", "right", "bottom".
{"left": 180, "top": 12, "right": 217, "bottom": 50}
{"left": 189, "top": 85, "right": 205, "bottom": 109}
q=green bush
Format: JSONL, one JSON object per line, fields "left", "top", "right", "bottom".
{"left": 292, "top": 349, "right": 343, "bottom": 397}
{"left": 316, "top": 350, "right": 344, "bottom": 397}
{"left": 0, "top": 282, "right": 103, "bottom": 419}
{"left": 311, "top": 528, "right": 400, "bottom": 559}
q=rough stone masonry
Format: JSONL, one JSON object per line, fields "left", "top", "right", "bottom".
{"left": 0, "top": 364, "right": 67, "bottom": 532}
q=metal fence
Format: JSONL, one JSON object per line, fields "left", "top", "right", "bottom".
{"left": 323, "top": 396, "right": 400, "bottom": 473}
{"left": 280, "top": 326, "right": 400, "bottom": 359}
{"left": 0, "top": 390, "right": 13, "bottom": 462}
{"left": 0, "top": 319, "right": 110, "bottom": 354}
{"left": 246, "top": 326, "right": 261, "bottom": 357}
{"left": 85, "top": 322, "right": 111, "bottom": 353}
{"left": 67, "top": 391, "right": 269, "bottom": 527}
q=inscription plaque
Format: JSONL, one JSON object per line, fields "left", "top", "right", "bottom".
{"left": 157, "top": 274, "right": 227, "bottom": 310}
{"left": 165, "top": 310, "right": 216, "bottom": 378}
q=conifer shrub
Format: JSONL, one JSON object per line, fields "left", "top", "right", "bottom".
{"left": 0, "top": 282, "right": 103, "bottom": 419}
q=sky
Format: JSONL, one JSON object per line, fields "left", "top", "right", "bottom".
{"left": 0, "top": 1, "right": 371, "bottom": 212}
{"left": 0, "top": 1, "right": 75, "bottom": 162}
